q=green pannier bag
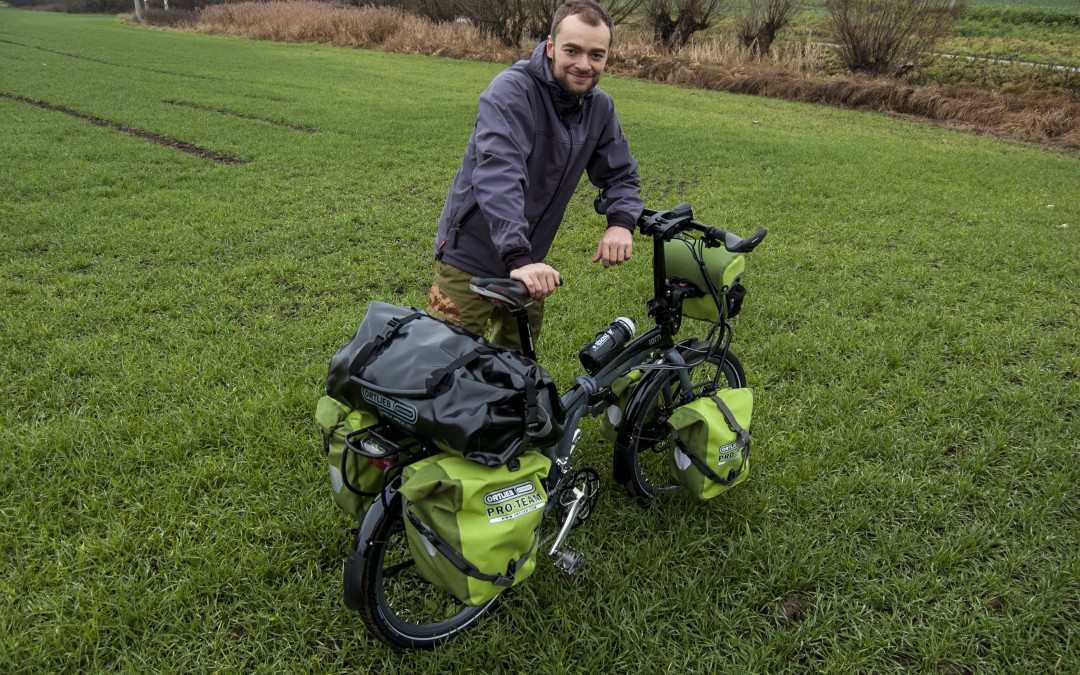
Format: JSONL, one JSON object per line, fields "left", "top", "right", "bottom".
{"left": 315, "top": 395, "right": 384, "bottom": 521}
{"left": 400, "top": 451, "right": 551, "bottom": 606}
{"left": 667, "top": 388, "right": 753, "bottom": 500}
{"left": 664, "top": 234, "right": 745, "bottom": 322}
{"left": 599, "top": 368, "right": 645, "bottom": 442}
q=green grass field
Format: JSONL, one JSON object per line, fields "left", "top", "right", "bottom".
{"left": 1, "top": 7, "right": 1077, "bottom": 672}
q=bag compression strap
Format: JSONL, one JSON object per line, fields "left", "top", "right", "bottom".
{"left": 353, "top": 311, "right": 426, "bottom": 378}
{"left": 674, "top": 393, "right": 750, "bottom": 486}
{"left": 405, "top": 507, "right": 537, "bottom": 589}
{"left": 423, "top": 346, "right": 494, "bottom": 395}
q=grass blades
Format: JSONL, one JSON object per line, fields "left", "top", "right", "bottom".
{"left": 1, "top": 7, "right": 1077, "bottom": 672}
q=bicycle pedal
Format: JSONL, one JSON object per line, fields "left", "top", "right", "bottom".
{"left": 552, "top": 547, "right": 584, "bottom": 575}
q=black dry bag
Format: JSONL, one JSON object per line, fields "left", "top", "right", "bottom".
{"left": 326, "top": 302, "right": 564, "bottom": 466}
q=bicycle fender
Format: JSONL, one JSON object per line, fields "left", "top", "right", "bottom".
{"left": 618, "top": 368, "right": 670, "bottom": 437}
{"left": 617, "top": 341, "right": 709, "bottom": 439}
{"left": 343, "top": 489, "right": 398, "bottom": 611}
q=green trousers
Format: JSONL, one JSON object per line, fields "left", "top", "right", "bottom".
{"left": 428, "top": 260, "right": 544, "bottom": 354}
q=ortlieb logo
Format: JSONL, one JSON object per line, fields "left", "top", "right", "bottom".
{"left": 484, "top": 481, "right": 545, "bottom": 523}
{"left": 361, "top": 388, "right": 417, "bottom": 425}
{"left": 716, "top": 441, "right": 740, "bottom": 461}
{"left": 484, "top": 481, "right": 535, "bottom": 505}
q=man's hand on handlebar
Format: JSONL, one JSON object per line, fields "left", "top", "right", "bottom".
{"left": 593, "top": 225, "right": 633, "bottom": 268}
{"left": 510, "top": 263, "right": 561, "bottom": 300}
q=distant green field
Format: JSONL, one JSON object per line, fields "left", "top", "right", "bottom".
{"left": 970, "top": 0, "right": 1080, "bottom": 13}
{"left": 804, "top": 0, "right": 1080, "bottom": 13}
{"left": 772, "top": 0, "right": 1080, "bottom": 81}
{"left": 2, "top": 7, "right": 1077, "bottom": 673}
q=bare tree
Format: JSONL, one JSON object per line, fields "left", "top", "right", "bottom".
{"left": 394, "top": 0, "right": 645, "bottom": 47}
{"left": 825, "top": 0, "right": 967, "bottom": 75}
{"left": 607, "top": 0, "right": 649, "bottom": 29}
{"left": 735, "top": 0, "right": 805, "bottom": 56}
{"left": 646, "top": 0, "right": 727, "bottom": 52}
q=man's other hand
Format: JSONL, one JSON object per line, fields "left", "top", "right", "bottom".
{"left": 593, "top": 226, "right": 633, "bottom": 268}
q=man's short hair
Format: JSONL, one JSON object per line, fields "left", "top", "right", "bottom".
{"left": 550, "top": 1, "right": 615, "bottom": 41}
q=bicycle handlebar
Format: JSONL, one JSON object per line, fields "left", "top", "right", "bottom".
{"left": 596, "top": 193, "right": 767, "bottom": 254}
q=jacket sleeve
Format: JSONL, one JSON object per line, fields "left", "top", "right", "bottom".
{"left": 469, "top": 75, "right": 536, "bottom": 269}
{"left": 586, "top": 105, "right": 643, "bottom": 231}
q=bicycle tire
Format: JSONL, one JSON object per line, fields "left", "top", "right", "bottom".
{"left": 613, "top": 343, "right": 746, "bottom": 501}
{"left": 355, "top": 492, "right": 499, "bottom": 649}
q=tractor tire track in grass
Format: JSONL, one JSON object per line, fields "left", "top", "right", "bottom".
{"left": 0, "top": 92, "right": 247, "bottom": 165}
{"left": 0, "top": 38, "right": 220, "bottom": 81}
{"left": 163, "top": 100, "right": 317, "bottom": 134}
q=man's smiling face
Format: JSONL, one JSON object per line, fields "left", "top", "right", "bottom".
{"left": 545, "top": 13, "right": 611, "bottom": 96}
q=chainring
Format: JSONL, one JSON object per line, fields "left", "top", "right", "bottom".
{"left": 550, "top": 467, "right": 602, "bottom": 530}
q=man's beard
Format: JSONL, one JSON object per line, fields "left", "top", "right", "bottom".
{"left": 554, "top": 69, "right": 599, "bottom": 96}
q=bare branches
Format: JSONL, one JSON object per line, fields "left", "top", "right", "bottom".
{"left": 734, "top": 0, "right": 805, "bottom": 56}
{"left": 645, "top": 0, "right": 728, "bottom": 52}
{"left": 825, "top": 0, "right": 967, "bottom": 75}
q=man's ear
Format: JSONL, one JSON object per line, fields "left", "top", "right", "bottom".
{"left": 545, "top": 36, "right": 554, "bottom": 59}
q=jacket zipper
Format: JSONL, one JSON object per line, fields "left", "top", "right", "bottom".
{"left": 531, "top": 118, "right": 575, "bottom": 238}
{"left": 452, "top": 202, "right": 480, "bottom": 247}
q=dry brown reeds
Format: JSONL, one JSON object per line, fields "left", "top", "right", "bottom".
{"left": 193, "top": 1, "right": 525, "bottom": 62}
{"left": 165, "top": 1, "right": 1079, "bottom": 151}
{"left": 611, "top": 54, "right": 1080, "bottom": 148}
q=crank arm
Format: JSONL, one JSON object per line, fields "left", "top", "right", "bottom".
{"left": 548, "top": 487, "right": 586, "bottom": 574}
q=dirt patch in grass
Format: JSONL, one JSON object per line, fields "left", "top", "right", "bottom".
{"left": 767, "top": 594, "right": 810, "bottom": 628}
{"left": 1, "top": 92, "right": 247, "bottom": 164}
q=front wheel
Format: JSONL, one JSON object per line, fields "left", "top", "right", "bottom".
{"left": 613, "top": 343, "right": 746, "bottom": 501}
{"left": 354, "top": 493, "right": 499, "bottom": 649}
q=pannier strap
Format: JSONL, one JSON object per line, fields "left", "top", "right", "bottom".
{"left": 710, "top": 393, "right": 750, "bottom": 448}
{"left": 405, "top": 507, "right": 536, "bottom": 589}
{"left": 674, "top": 393, "right": 750, "bottom": 487}
{"left": 353, "top": 311, "right": 426, "bottom": 378}
{"left": 679, "top": 442, "right": 748, "bottom": 487}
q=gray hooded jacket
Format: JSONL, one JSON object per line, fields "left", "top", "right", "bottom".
{"left": 434, "top": 42, "right": 643, "bottom": 277}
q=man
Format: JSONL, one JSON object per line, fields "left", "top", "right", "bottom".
{"left": 429, "top": 0, "right": 644, "bottom": 352}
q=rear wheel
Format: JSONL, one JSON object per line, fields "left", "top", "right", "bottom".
{"left": 356, "top": 494, "right": 499, "bottom": 649}
{"left": 613, "top": 345, "right": 746, "bottom": 500}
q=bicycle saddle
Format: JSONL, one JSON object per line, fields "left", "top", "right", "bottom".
{"left": 469, "top": 277, "right": 531, "bottom": 312}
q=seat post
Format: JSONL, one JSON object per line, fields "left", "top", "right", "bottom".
{"left": 469, "top": 276, "right": 539, "bottom": 361}
{"left": 511, "top": 306, "right": 537, "bottom": 362}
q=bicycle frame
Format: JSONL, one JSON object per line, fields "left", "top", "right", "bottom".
{"left": 531, "top": 209, "right": 746, "bottom": 566}
{"left": 536, "top": 206, "right": 733, "bottom": 471}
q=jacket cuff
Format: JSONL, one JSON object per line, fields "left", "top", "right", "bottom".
{"left": 606, "top": 212, "right": 636, "bottom": 232}
{"left": 502, "top": 247, "right": 535, "bottom": 272}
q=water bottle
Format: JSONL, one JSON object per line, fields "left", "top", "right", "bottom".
{"left": 579, "top": 317, "right": 636, "bottom": 374}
